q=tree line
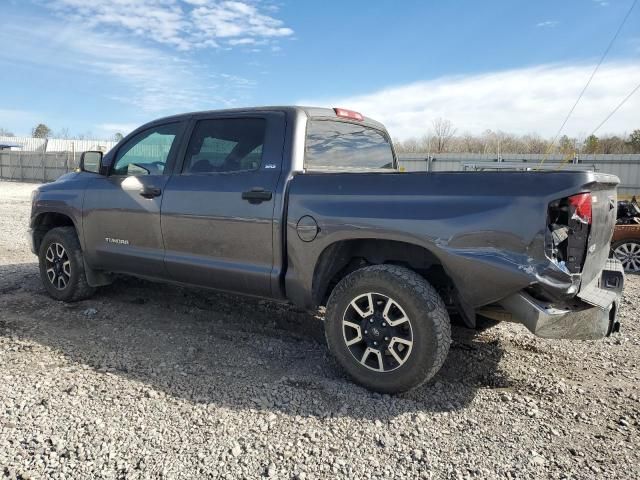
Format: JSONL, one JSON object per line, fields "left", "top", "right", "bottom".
{"left": 0, "top": 124, "right": 124, "bottom": 142}
{"left": 393, "top": 118, "right": 640, "bottom": 155}
{"left": 2, "top": 120, "right": 640, "bottom": 154}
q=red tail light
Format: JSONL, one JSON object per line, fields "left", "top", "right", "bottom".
{"left": 333, "top": 108, "right": 364, "bottom": 121}
{"left": 568, "top": 193, "right": 592, "bottom": 225}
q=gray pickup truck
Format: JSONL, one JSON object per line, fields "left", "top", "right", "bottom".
{"left": 29, "top": 106, "right": 624, "bottom": 393}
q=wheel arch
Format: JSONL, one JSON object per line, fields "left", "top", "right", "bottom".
{"left": 32, "top": 211, "right": 79, "bottom": 253}
{"left": 311, "top": 238, "right": 460, "bottom": 315}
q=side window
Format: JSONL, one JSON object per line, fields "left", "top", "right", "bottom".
{"left": 183, "top": 118, "right": 265, "bottom": 174}
{"left": 112, "top": 123, "right": 180, "bottom": 176}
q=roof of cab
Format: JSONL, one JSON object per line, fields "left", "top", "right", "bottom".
{"left": 144, "top": 106, "right": 386, "bottom": 132}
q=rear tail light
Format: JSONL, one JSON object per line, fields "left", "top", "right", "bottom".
{"left": 547, "top": 192, "right": 592, "bottom": 275}
{"left": 568, "top": 193, "right": 592, "bottom": 225}
{"left": 333, "top": 108, "right": 364, "bottom": 121}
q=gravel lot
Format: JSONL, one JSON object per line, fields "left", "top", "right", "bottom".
{"left": 1, "top": 180, "right": 639, "bottom": 479}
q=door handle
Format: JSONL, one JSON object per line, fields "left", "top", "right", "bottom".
{"left": 242, "top": 188, "right": 272, "bottom": 204}
{"left": 139, "top": 186, "right": 162, "bottom": 199}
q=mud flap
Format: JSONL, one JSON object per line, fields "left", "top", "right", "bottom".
{"left": 455, "top": 292, "right": 476, "bottom": 328}
{"left": 84, "top": 260, "right": 114, "bottom": 287}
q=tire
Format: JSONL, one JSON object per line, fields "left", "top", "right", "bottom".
{"left": 38, "top": 226, "right": 96, "bottom": 302}
{"left": 325, "top": 264, "right": 451, "bottom": 393}
{"left": 612, "top": 239, "right": 640, "bottom": 273}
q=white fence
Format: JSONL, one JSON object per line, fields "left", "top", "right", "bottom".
{"left": 0, "top": 135, "right": 117, "bottom": 153}
{"left": 0, "top": 152, "right": 80, "bottom": 182}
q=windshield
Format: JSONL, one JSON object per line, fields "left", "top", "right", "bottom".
{"left": 305, "top": 120, "right": 395, "bottom": 170}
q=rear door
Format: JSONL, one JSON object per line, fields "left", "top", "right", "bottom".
{"left": 83, "top": 122, "right": 184, "bottom": 277}
{"left": 160, "top": 112, "right": 285, "bottom": 297}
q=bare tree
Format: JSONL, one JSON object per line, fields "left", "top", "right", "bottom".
{"left": 75, "top": 131, "right": 95, "bottom": 140}
{"left": 394, "top": 138, "right": 417, "bottom": 153}
{"left": 0, "top": 127, "right": 15, "bottom": 137}
{"left": 431, "top": 118, "right": 456, "bottom": 153}
{"left": 599, "top": 136, "right": 626, "bottom": 154}
{"left": 56, "top": 127, "right": 71, "bottom": 139}
{"left": 459, "top": 133, "right": 483, "bottom": 153}
{"left": 392, "top": 125, "right": 638, "bottom": 155}
{"left": 522, "top": 134, "right": 548, "bottom": 154}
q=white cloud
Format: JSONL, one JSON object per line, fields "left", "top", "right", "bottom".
{"left": 228, "top": 37, "right": 258, "bottom": 45}
{"left": 300, "top": 62, "right": 640, "bottom": 139}
{"left": 45, "top": 0, "right": 294, "bottom": 50}
{"left": 0, "top": 21, "right": 255, "bottom": 115}
{"left": 191, "top": 2, "right": 293, "bottom": 41}
{"left": 536, "top": 20, "right": 559, "bottom": 28}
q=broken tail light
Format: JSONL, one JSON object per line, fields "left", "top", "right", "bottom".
{"left": 568, "top": 193, "right": 592, "bottom": 225}
{"left": 547, "top": 192, "right": 592, "bottom": 274}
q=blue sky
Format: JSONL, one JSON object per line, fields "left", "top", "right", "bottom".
{"left": 0, "top": 0, "right": 638, "bottom": 139}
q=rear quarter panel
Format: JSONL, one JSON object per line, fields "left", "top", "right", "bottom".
{"left": 285, "top": 170, "right": 617, "bottom": 309}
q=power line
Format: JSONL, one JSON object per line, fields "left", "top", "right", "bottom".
{"left": 590, "top": 81, "right": 640, "bottom": 136}
{"left": 555, "top": 80, "right": 640, "bottom": 170}
{"left": 539, "top": 0, "right": 637, "bottom": 165}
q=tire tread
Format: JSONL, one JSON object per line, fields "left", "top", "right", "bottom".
{"left": 39, "top": 226, "right": 95, "bottom": 302}
{"left": 325, "top": 264, "right": 451, "bottom": 392}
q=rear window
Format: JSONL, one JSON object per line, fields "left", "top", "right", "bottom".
{"left": 305, "top": 120, "right": 395, "bottom": 170}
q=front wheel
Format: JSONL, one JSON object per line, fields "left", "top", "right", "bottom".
{"left": 325, "top": 264, "right": 451, "bottom": 393}
{"left": 38, "top": 226, "right": 95, "bottom": 302}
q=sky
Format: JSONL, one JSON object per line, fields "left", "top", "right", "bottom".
{"left": 0, "top": 0, "right": 638, "bottom": 140}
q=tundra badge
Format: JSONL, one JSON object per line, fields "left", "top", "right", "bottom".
{"left": 105, "top": 237, "right": 129, "bottom": 245}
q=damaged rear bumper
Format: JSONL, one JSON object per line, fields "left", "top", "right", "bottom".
{"left": 481, "top": 258, "right": 624, "bottom": 340}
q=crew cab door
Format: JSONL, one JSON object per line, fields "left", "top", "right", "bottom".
{"left": 161, "top": 112, "right": 285, "bottom": 297}
{"left": 82, "top": 122, "right": 184, "bottom": 277}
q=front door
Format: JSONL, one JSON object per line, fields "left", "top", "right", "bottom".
{"left": 83, "top": 122, "right": 183, "bottom": 278}
{"left": 161, "top": 113, "right": 285, "bottom": 297}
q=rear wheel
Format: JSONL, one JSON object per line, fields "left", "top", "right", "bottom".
{"left": 38, "top": 227, "right": 95, "bottom": 302}
{"left": 612, "top": 239, "right": 640, "bottom": 272}
{"left": 324, "top": 264, "right": 451, "bottom": 393}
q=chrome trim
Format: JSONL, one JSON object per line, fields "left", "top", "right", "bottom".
{"left": 497, "top": 291, "right": 614, "bottom": 340}
{"left": 290, "top": 109, "right": 308, "bottom": 173}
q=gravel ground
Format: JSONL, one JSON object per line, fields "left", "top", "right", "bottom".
{"left": 1, "top": 180, "right": 639, "bottom": 479}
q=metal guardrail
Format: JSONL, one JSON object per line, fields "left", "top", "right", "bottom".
{"left": 397, "top": 154, "right": 640, "bottom": 197}
{"left": 460, "top": 162, "right": 596, "bottom": 171}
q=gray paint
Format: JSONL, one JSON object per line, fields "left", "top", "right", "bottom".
{"left": 283, "top": 169, "right": 618, "bottom": 310}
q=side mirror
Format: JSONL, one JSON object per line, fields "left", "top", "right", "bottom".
{"left": 80, "top": 151, "right": 104, "bottom": 174}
